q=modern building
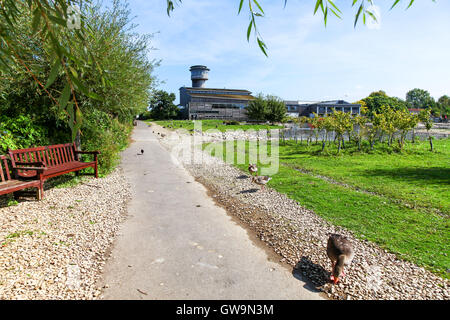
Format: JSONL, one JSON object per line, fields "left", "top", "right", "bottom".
{"left": 284, "top": 100, "right": 361, "bottom": 118}
{"left": 179, "top": 65, "right": 254, "bottom": 120}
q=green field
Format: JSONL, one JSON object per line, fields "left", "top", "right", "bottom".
{"left": 203, "top": 138, "right": 450, "bottom": 278}
{"left": 147, "top": 119, "right": 283, "bottom": 132}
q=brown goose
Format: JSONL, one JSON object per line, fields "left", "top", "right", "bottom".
{"left": 248, "top": 163, "right": 258, "bottom": 176}
{"left": 327, "top": 234, "right": 354, "bottom": 284}
{"left": 251, "top": 175, "right": 271, "bottom": 190}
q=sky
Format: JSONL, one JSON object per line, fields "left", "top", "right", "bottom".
{"left": 106, "top": 0, "right": 450, "bottom": 104}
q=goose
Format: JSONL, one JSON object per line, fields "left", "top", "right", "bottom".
{"left": 326, "top": 234, "right": 354, "bottom": 284}
{"left": 251, "top": 175, "right": 271, "bottom": 190}
{"left": 248, "top": 163, "right": 258, "bottom": 176}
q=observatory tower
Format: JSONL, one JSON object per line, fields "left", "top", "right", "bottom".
{"left": 190, "top": 65, "right": 210, "bottom": 88}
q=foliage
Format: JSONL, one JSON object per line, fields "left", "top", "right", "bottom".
{"left": 406, "top": 88, "right": 437, "bottom": 114}
{"left": 265, "top": 95, "right": 287, "bottom": 123}
{"left": 246, "top": 94, "right": 268, "bottom": 121}
{"left": 0, "top": 115, "right": 50, "bottom": 153}
{"left": 148, "top": 90, "right": 179, "bottom": 120}
{"left": 361, "top": 90, "right": 407, "bottom": 116}
{"left": 0, "top": 1, "right": 157, "bottom": 173}
{"left": 80, "top": 109, "right": 132, "bottom": 174}
{"left": 0, "top": 0, "right": 155, "bottom": 141}
{"left": 246, "top": 93, "right": 286, "bottom": 123}
{"left": 437, "top": 95, "right": 450, "bottom": 116}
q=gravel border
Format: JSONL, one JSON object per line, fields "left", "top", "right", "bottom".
{"left": 0, "top": 168, "right": 130, "bottom": 300}
{"left": 152, "top": 123, "right": 449, "bottom": 300}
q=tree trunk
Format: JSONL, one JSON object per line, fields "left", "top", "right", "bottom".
{"left": 429, "top": 135, "right": 433, "bottom": 152}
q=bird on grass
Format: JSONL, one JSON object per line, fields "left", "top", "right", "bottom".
{"left": 326, "top": 234, "right": 354, "bottom": 284}
{"left": 248, "top": 164, "right": 258, "bottom": 176}
{"left": 251, "top": 175, "right": 271, "bottom": 190}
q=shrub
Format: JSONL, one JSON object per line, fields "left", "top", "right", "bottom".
{"left": 0, "top": 115, "right": 49, "bottom": 154}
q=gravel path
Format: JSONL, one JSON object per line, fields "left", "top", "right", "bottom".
{"left": 152, "top": 123, "right": 449, "bottom": 300}
{"left": 0, "top": 168, "right": 130, "bottom": 300}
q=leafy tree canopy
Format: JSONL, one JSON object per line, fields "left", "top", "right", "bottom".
{"left": 406, "top": 88, "right": 435, "bottom": 109}
{"left": 149, "top": 90, "right": 180, "bottom": 120}
{"left": 361, "top": 90, "right": 407, "bottom": 116}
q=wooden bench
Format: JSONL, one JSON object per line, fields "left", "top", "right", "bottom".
{"left": 8, "top": 143, "right": 100, "bottom": 198}
{"left": 0, "top": 155, "right": 45, "bottom": 200}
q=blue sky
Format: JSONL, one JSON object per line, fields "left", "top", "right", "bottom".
{"left": 110, "top": 0, "right": 450, "bottom": 103}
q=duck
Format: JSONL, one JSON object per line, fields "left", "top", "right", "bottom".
{"left": 251, "top": 175, "right": 271, "bottom": 190}
{"left": 326, "top": 234, "right": 354, "bottom": 284}
{"left": 248, "top": 163, "right": 258, "bottom": 176}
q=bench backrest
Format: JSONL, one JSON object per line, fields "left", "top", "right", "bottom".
{"left": 9, "top": 143, "right": 77, "bottom": 168}
{"left": 0, "top": 155, "right": 12, "bottom": 182}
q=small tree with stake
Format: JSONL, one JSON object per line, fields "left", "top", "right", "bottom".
{"left": 419, "top": 108, "right": 434, "bottom": 152}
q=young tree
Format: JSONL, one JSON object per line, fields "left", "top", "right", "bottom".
{"left": 330, "top": 111, "right": 352, "bottom": 154}
{"left": 352, "top": 114, "right": 368, "bottom": 151}
{"left": 394, "top": 109, "right": 419, "bottom": 150}
{"left": 419, "top": 108, "right": 434, "bottom": 152}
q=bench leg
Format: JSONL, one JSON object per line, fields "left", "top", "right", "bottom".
{"left": 95, "top": 164, "right": 98, "bottom": 178}
{"left": 36, "top": 188, "right": 42, "bottom": 200}
{"left": 38, "top": 181, "right": 44, "bottom": 200}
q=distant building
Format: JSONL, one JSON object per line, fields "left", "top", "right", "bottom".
{"left": 284, "top": 100, "right": 361, "bottom": 117}
{"left": 179, "top": 65, "right": 254, "bottom": 120}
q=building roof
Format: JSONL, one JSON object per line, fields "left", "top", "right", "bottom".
{"left": 189, "top": 93, "right": 255, "bottom": 100}
{"left": 181, "top": 87, "right": 252, "bottom": 94}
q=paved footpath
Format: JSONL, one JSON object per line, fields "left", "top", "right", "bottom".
{"left": 100, "top": 121, "right": 322, "bottom": 299}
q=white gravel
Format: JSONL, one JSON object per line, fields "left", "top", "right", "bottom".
{"left": 0, "top": 168, "right": 130, "bottom": 300}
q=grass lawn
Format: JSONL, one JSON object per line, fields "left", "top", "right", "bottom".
{"left": 203, "top": 138, "right": 450, "bottom": 279}
{"left": 147, "top": 119, "right": 283, "bottom": 132}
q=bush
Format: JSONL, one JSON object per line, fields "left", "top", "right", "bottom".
{"left": 80, "top": 110, "right": 132, "bottom": 174}
{"left": 0, "top": 115, "right": 50, "bottom": 154}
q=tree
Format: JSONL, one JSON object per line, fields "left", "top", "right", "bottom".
{"left": 394, "top": 109, "right": 419, "bottom": 150}
{"left": 265, "top": 95, "right": 287, "bottom": 123}
{"left": 246, "top": 93, "right": 268, "bottom": 121}
{"left": 361, "top": 90, "right": 407, "bottom": 116}
{"left": 149, "top": 90, "right": 179, "bottom": 120}
{"left": 437, "top": 95, "right": 450, "bottom": 117}
{"left": 329, "top": 111, "right": 353, "bottom": 154}
{"left": 418, "top": 108, "right": 434, "bottom": 152}
{"left": 406, "top": 88, "right": 436, "bottom": 110}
